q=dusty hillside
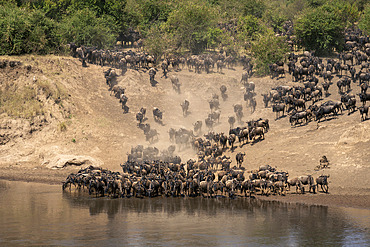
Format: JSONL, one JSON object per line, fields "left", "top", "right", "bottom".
{"left": 0, "top": 55, "right": 369, "bottom": 196}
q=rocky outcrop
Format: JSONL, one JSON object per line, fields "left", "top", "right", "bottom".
{"left": 43, "top": 155, "right": 103, "bottom": 169}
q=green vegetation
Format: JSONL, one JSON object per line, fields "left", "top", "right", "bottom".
{"left": 0, "top": 0, "right": 368, "bottom": 73}
{"left": 251, "top": 30, "right": 290, "bottom": 75}
{"left": 359, "top": 4, "right": 370, "bottom": 34}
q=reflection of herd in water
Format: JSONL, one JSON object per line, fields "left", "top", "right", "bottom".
{"left": 63, "top": 191, "right": 328, "bottom": 217}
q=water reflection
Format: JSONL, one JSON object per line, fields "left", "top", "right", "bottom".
{"left": 0, "top": 180, "right": 369, "bottom": 246}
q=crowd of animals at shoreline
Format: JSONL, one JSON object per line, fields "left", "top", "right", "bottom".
{"left": 62, "top": 161, "right": 329, "bottom": 199}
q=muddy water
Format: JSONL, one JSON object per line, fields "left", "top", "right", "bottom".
{"left": 0, "top": 180, "right": 369, "bottom": 246}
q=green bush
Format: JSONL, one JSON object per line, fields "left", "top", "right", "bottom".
{"left": 0, "top": 4, "right": 61, "bottom": 55}
{"left": 250, "top": 30, "right": 289, "bottom": 76}
{"left": 164, "top": 0, "right": 217, "bottom": 54}
{"left": 144, "top": 24, "right": 172, "bottom": 60}
{"left": 359, "top": 4, "right": 370, "bottom": 34}
{"left": 295, "top": 5, "right": 344, "bottom": 54}
{"left": 59, "top": 8, "right": 117, "bottom": 48}
{"left": 295, "top": 1, "right": 360, "bottom": 55}
{"left": 243, "top": 0, "right": 266, "bottom": 18}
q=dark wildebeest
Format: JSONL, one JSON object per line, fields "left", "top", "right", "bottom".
{"left": 216, "top": 60, "right": 224, "bottom": 73}
{"left": 316, "top": 175, "right": 329, "bottom": 193}
{"left": 289, "top": 110, "right": 310, "bottom": 126}
{"left": 298, "top": 175, "right": 316, "bottom": 193}
{"left": 149, "top": 67, "right": 157, "bottom": 86}
{"left": 193, "top": 120, "right": 202, "bottom": 134}
{"left": 228, "top": 134, "right": 236, "bottom": 149}
{"left": 209, "top": 110, "right": 221, "bottom": 123}
{"left": 153, "top": 107, "right": 163, "bottom": 122}
{"left": 235, "top": 152, "right": 246, "bottom": 168}
{"left": 322, "top": 81, "right": 330, "bottom": 97}
{"left": 226, "top": 116, "right": 234, "bottom": 130}
{"left": 359, "top": 92, "right": 370, "bottom": 105}
{"left": 205, "top": 117, "right": 214, "bottom": 130}
{"left": 240, "top": 71, "right": 248, "bottom": 84}
{"left": 272, "top": 103, "right": 285, "bottom": 119}
{"left": 220, "top": 85, "right": 228, "bottom": 101}
{"left": 181, "top": 99, "right": 189, "bottom": 116}
{"left": 170, "top": 75, "right": 181, "bottom": 93}
{"left": 261, "top": 93, "right": 271, "bottom": 108}
{"left": 359, "top": 105, "right": 369, "bottom": 121}
{"left": 360, "top": 82, "right": 368, "bottom": 94}
{"left": 249, "top": 127, "right": 264, "bottom": 142}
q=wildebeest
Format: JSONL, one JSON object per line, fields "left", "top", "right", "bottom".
{"left": 228, "top": 134, "right": 236, "bottom": 149}
{"left": 286, "top": 177, "right": 303, "bottom": 194}
{"left": 216, "top": 60, "right": 224, "bottom": 73}
{"left": 359, "top": 105, "right": 369, "bottom": 121}
{"left": 228, "top": 116, "right": 236, "bottom": 129}
{"left": 358, "top": 92, "right": 370, "bottom": 105}
{"left": 170, "top": 75, "right": 181, "bottom": 93}
{"left": 205, "top": 117, "right": 214, "bottom": 130}
{"left": 181, "top": 99, "right": 189, "bottom": 116}
{"left": 149, "top": 67, "right": 157, "bottom": 86}
{"left": 111, "top": 84, "right": 125, "bottom": 98}
{"left": 193, "top": 120, "right": 202, "bottom": 134}
{"left": 272, "top": 103, "right": 285, "bottom": 119}
{"left": 241, "top": 72, "right": 248, "bottom": 84}
{"left": 153, "top": 107, "right": 163, "bottom": 122}
{"left": 249, "top": 127, "right": 264, "bottom": 142}
{"left": 235, "top": 152, "right": 246, "bottom": 168}
{"left": 209, "top": 110, "right": 221, "bottom": 123}
{"left": 220, "top": 85, "right": 228, "bottom": 100}
{"left": 313, "top": 104, "right": 339, "bottom": 122}
{"left": 289, "top": 111, "right": 309, "bottom": 126}
{"left": 316, "top": 175, "right": 329, "bottom": 193}
{"left": 298, "top": 175, "right": 316, "bottom": 193}
{"left": 261, "top": 93, "right": 271, "bottom": 108}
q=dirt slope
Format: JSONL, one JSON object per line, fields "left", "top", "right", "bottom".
{"left": 0, "top": 55, "right": 369, "bottom": 196}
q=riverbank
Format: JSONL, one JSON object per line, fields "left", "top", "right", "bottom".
{"left": 1, "top": 166, "right": 369, "bottom": 210}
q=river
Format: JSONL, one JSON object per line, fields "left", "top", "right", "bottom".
{"left": 0, "top": 180, "right": 369, "bottom": 246}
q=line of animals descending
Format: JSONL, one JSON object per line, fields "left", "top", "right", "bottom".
{"left": 263, "top": 28, "right": 370, "bottom": 125}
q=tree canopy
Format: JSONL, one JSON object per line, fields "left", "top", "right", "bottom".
{"left": 0, "top": 0, "right": 368, "bottom": 74}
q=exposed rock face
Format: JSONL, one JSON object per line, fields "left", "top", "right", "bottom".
{"left": 43, "top": 155, "right": 103, "bottom": 169}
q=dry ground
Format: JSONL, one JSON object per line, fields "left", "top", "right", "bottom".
{"left": 0, "top": 55, "right": 369, "bottom": 208}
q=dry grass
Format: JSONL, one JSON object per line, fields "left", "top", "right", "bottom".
{"left": 0, "top": 83, "right": 43, "bottom": 118}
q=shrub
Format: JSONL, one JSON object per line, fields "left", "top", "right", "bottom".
{"left": 250, "top": 30, "right": 289, "bottom": 76}
{"left": 359, "top": 4, "right": 370, "bottom": 34}
{"left": 0, "top": 4, "right": 61, "bottom": 55}
{"left": 164, "top": 0, "right": 217, "bottom": 54}
{"left": 295, "top": 2, "right": 360, "bottom": 55}
{"left": 59, "top": 8, "right": 116, "bottom": 48}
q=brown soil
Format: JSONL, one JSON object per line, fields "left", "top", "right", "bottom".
{"left": 0, "top": 55, "right": 369, "bottom": 209}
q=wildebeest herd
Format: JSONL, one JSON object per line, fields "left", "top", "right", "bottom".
{"left": 62, "top": 26, "right": 369, "bottom": 200}
{"left": 264, "top": 27, "right": 370, "bottom": 124}
{"left": 62, "top": 156, "right": 330, "bottom": 198}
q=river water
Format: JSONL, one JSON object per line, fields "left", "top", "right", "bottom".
{"left": 0, "top": 180, "right": 369, "bottom": 246}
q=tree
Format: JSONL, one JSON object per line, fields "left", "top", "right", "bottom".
{"left": 164, "top": 0, "right": 217, "bottom": 54}
{"left": 243, "top": 0, "right": 266, "bottom": 18}
{"left": 0, "top": 3, "right": 60, "bottom": 55}
{"left": 359, "top": 4, "right": 370, "bottom": 34}
{"left": 250, "top": 30, "right": 289, "bottom": 75}
{"left": 295, "top": 4, "right": 346, "bottom": 54}
{"left": 59, "top": 8, "right": 116, "bottom": 48}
